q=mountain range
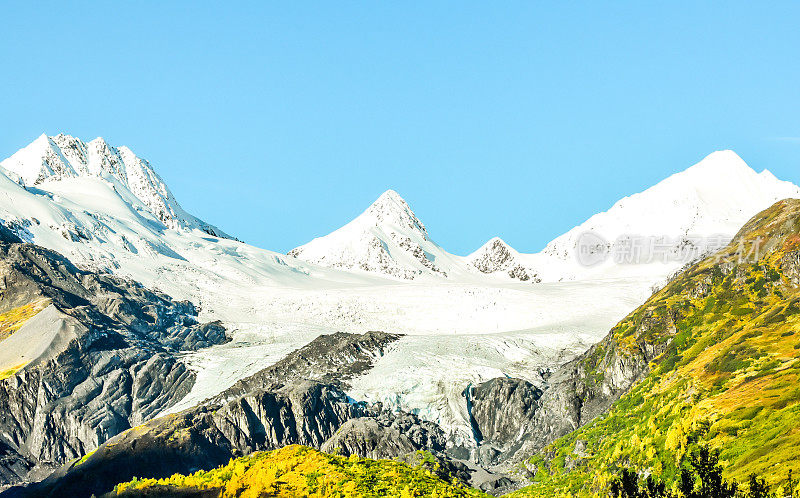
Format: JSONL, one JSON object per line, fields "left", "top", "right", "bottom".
{"left": 288, "top": 149, "right": 800, "bottom": 283}
{"left": 2, "top": 135, "right": 798, "bottom": 290}
{"left": 0, "top": 133, "right": 799, "bottom": 497}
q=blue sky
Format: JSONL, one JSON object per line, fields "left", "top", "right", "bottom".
{"left": 2, "top": 2, "right": 799, "bottom": 254}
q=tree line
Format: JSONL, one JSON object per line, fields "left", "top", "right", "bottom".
{"left": 610, "top": 447, "right": 796, "bottom": 498}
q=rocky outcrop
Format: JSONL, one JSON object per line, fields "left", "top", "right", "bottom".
{"left": 780, "top": 250, "right": 800, "bottom": 286}
{"left": 0, "top": 240, "right": 228, "bottom": 487}
{"left": 322, "top": 409, "right": 445, "bottom": 460}
{"left": 17, "top": 381, "right": 360, "bottom": 497}
{"left": 21, "top": 381, "right": 454, "bottom": 497}
{"left": 468, "top": 378, "right": 543, "bottom": 464}
{"left": 468, "top": 238, "right": 541, "bottom": 283}
{"left": 322, "top": 418, "right": 420, "bottom": 459}
{"left": 221, "top": 330, "right": 401, "bottom": 397}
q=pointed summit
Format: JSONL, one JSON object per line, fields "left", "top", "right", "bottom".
{"left": 468, "top": 237, "right": 516, "bottom": 272}
{"left": 682, "top": 150, "right": 755, "bottom": 178}
{"left": 362, "top": 190, "right": 429, "bottom": 240}
{"left": 466, "top": 237, "right": 539, "bottom": 281}
{"left": 288, "top": 190, "right": 465, "bottom": 280}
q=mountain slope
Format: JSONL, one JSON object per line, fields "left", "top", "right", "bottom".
{"left": 19, "top": 331, "right": 466, "bottom": 497}
{"left": 0, "top": 233, "right": 228, "bottom": 487}
{"left": 289, "top": 190, "right": 470, "bottom": 280}
{"left": 494, "top": 198, "right": 800, "bottom": 496}
{"left": 0, "top": 134, "right": 227, "bottom": 237}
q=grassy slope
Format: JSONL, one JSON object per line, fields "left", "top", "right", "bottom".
{"left": 0, "top": 298, "right": 50, "bottom": 379}
{"left": 112, "top": 444, "right": 488, "bottom": 498}
{"left": 511, "top": 199, "right": 800, "bottom": 497}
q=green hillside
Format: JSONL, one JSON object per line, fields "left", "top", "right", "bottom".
{"left": 511, "top": 199, "right": 800, "bottom": 497}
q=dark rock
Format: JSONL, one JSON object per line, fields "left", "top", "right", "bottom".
{"left": 780, "top": 250, "right": 800, "bottom": 286}
{"left": 221, "top": 330, "right": 401, "bottom": 396}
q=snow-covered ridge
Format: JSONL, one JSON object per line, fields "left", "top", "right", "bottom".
{"left": 290, "top": 150, "right": 800, "bottom": 283}
{"left": 0, "top": 134, "right": 229, "bottom": 238}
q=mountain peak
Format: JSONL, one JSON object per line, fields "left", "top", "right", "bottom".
{"left": 376, "top": 188, "right": 404, "bottom": 202}
{"left": 366, "top": 189, "right": 411, "bottom": 214}
{"left": 0, "top": 133, "right": 230, "bottom": 238}
{"left": 469, "top": 237, "right": 515, "bottom": 271}
{"left": 541, "top": 149, "right": 800, "bottom": 267}
{"left": 466, "top": 236, "right": 539, "bottom": 281}
{"left": 486, "top": 236, "right": 510, "bottom": 248}
{"left": 686, "top": 149, "right": 753, "bottom": 175}
{"left": 361, "top": 190, "right": 428, "bottom": 239}
{"left": 287, "top": 189, "right": 464, "bottom": 280}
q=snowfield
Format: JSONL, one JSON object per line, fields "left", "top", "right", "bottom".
{"left": 1, "top": 134, "right": 799, "bottom": 445}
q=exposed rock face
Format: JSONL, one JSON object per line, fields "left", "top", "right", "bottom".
{"left": 780, "top": 250, "right": 800, "bottom": 286}
{"left": 322, "top": 418, "right": 419, "bottom": 459}
{"left": 468, "top": 378, "right": 543, "bottom": 464}
{"left": 0, "top": 239, "right": 228, "bottom": 487}
{"left": 468, "top": 238, "right": 541, "bottom": 283}
{"left": 22, "top": 381, "right": 362, "bottom": 497}
{"left": 322, "top": 410, "right": 446, "bottom": 460}
{"left": 19, "top": 334, "right": 450, "bottom": 498}
{"left": 471, "top": 238, "right": 515, "bottom": 274}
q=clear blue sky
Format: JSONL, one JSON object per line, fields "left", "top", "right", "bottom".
{"left": 2, "top": 2, "right": 799, "bottom": 254}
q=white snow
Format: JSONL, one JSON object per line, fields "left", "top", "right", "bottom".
{"left": 535, "top": 150, "right": 800, "bottom": 278}
{"left": 0, "top": 136, "right": 798, "bottom": 444}
{"left": 288, "top": 189, "right": 473, "bottom": 280}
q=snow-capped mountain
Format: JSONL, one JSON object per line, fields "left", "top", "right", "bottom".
{"left": 467, "top": 237, "right": 540, "bottom": 282}
{"left": 536, "top": 150, "right": 800, "bottom": 279}
{"left": 0, "top": 134, "right": 647, "bottom": 443}
{"left": 0, "top": 133, "right": 228, "bottom": 237}
{"left": 288, "top": 190, "right": 471, "bottom": 280}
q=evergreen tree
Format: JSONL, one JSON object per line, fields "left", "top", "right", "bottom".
{"left": 745, "top": 474, "right": 772, "bottom": 498}
{"left": 786, "top": 470, "right": 797, "bottom": 498}
{"left": 684, "top": 446, "right": 738, "bottom": 498}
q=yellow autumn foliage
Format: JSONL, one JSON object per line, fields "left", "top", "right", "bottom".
{"left": 0, "top": 298, "right": 49, "bottom": 343}
{"left": 113, "top": 445, "right": 487, "bottom": 498}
